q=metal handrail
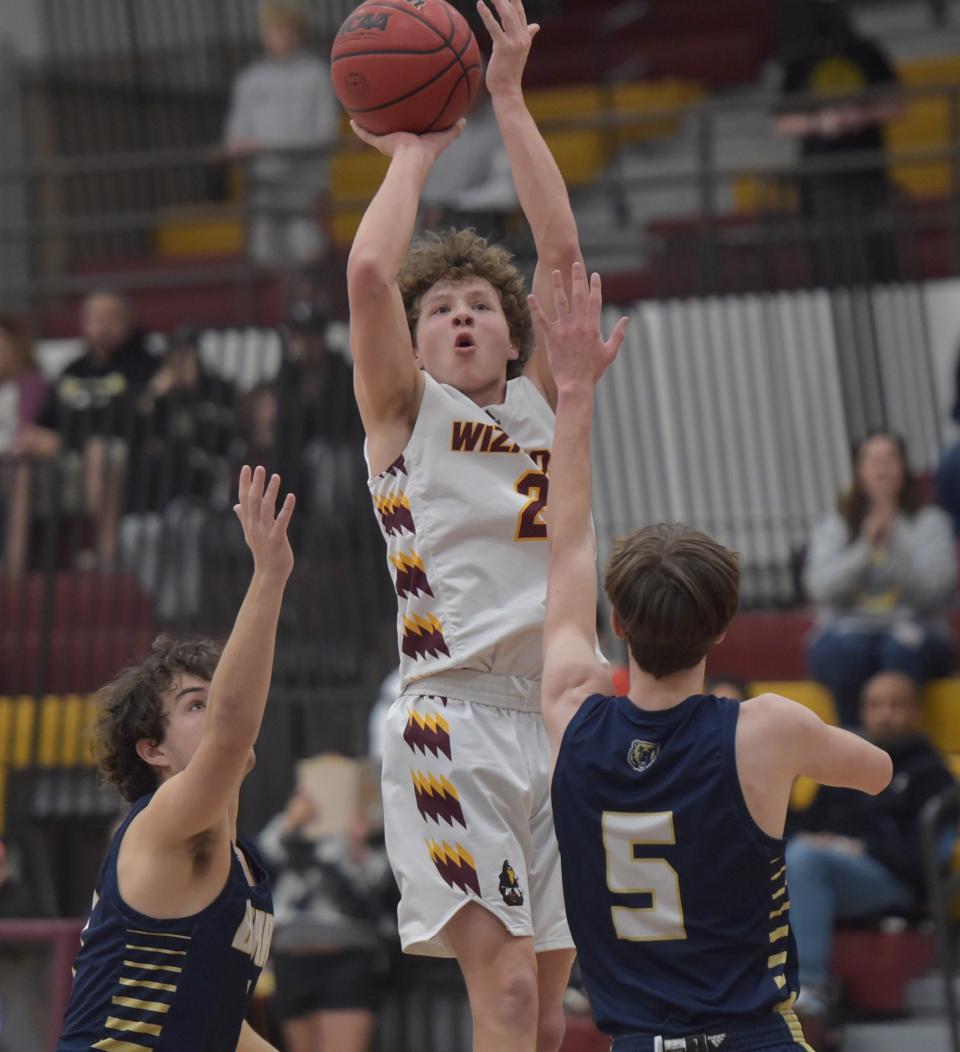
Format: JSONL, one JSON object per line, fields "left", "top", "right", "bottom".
{"left": 921, "top": 784, "right": 960, "bottom": 1052}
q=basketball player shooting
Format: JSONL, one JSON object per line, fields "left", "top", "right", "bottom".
{"left": 346, "top": 1, "right": 584, "bottom": 1050}
{"left": 532, "top": 262, "right": 894, "bottom": 1052}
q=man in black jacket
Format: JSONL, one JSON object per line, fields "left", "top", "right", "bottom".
{"left": 786, "top": 670, "right": 955, "bottom": 1041}
{"left": 13, "top": 290, "right": 158, "bottom": 565}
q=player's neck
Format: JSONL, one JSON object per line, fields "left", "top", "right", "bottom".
{"left": 461, "top": 377, "right": 508, "bottom": 408}
{"left": 626, "top": 659, "right": 706, "bottom": 712}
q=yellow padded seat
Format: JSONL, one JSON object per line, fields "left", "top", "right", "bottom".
{"left": 923, "top": 679, "right": 960, "bottom": 753}
{"left": 155, "top": 206, "right": 245, "bottom": 258}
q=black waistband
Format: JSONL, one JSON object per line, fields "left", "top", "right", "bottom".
{"left": 611, "top": 1014, "right": 807, "bottom": 1052}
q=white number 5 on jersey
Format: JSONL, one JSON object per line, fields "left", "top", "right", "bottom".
{"left": 602, "top": 811, "right": 687, "bottom": 942}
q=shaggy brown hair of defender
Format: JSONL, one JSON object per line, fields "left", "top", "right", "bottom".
{"left": 91, "top": 636, "right": 222, "bottom": 803}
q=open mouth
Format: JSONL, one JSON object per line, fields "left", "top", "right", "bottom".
{"left": 455, "top": 334, "right": 475, "bottom": 350}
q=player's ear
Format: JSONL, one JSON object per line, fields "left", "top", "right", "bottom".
{"left": 136, "top": 737, "right": 169, "bottom": 772}
{"left": 507, "top": 344, "right": 520, "bottom": 361}
{"left": 610, "top": 608, "right": 626, "bottom": 640}
{"left": 712, "top": 631, "right": 727, "bottom": 646}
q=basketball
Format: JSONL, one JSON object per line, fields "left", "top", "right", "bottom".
{"left": 331, "top": 0, "right": 483, "bottom": 136}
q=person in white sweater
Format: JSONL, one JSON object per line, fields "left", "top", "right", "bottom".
{"left": 804, "top": 429, "right": 957, "bottom": 727}
{"left": 224, "top": 1, "right": 339, "bottom": 269}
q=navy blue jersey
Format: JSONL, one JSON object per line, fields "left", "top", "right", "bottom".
{"left": 58, "top": 792, "right": 274, "bottom": 1051}
{"left": 551, "top": 693, "right": 798, "bottom": 1037}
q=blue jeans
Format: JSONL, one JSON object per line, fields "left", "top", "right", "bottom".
{"left": 785, "top": 838, "right": 915, "bottom": 989}
{"left": 808, "top": 625, "right": 953, "bottom": 728}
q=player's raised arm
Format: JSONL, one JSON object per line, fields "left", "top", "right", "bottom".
{"left": 534, "top": 264, "right": 628, "bottom": 751}
{"left": 347, "top": 121, "right": 464, "bottom": 439}
{"left": 135, "top": 465, "right": 295, "bottom": 846}
{"left": 478, "top": 0, "right": 583, "bottom": 408}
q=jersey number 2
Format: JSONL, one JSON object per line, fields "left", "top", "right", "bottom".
{"left": 515, "top": 470, "right": 549, "bottom": 540}
{"left": 602, "top": 811, "right": 687, "bottom": 942}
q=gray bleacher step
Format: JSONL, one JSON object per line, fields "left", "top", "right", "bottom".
{"left": 907, "top": 971, "right": 960, "bottom": 1015}
{"left": 842, "top": 1019, "right": 951, "bottom": 1052}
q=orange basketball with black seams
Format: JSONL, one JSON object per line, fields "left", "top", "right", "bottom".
{"left": 331, "top": 0, "right": 483, "bottom": 135}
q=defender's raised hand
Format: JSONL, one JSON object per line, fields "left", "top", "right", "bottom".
{"left": 528, "top": 263, "right": 629, "bottom": 392}
{"left": 478, "top": 0, "right": 540, "bottom": 96}
{"left": 233, "top": 464, "right": 295, "bottom": 581}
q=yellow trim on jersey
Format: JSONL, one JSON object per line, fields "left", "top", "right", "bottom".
{"left": 769, "top": 900, "right": 790, "bottom": 919}
{"left": 769, "top": 925, "right": 790, "bottom": 943}
{"left": 771, "top": 865, "right": 786, "bottom": 881}
{"left": 92, "top": 1038, "right": 153, "bottom": 1052}
{"left": 105, "top": 1016, "right": 163, "bottom": 1037}
{"left": 122, "top": 959, "right": 182, "bottom": 973}
{"left": 126, "top": 928, "right": 191, "bottom": 940}
{"left": 124, "top": 943, "right": 186, "bottom": 956}
{"left": 111, "top": 995, "right": 171, "bottom": 1013}
{"left": 118, "top": 976, "right": 177, "bottom": 993}
{"left": 772, "top": 885, "right": 786, "bottom": 899}
{"left": 767, "top": 952, "right": 788, "bottom": 969}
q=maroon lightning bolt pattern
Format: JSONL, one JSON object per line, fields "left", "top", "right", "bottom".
{"left": 402, "top": 614, "right": 450, "bottom": 661}
{"left": 385, "top": 455, "right": 407, "bottom": 477}
{"left": 412, "top": 771, "right": 467, "bottom": 828}
{"left": 376, "top": 492, "right": 416, "bottom": 537}
{"left": 403, "top": 708, "right": 452, "bottom": 761}
{"left": 428, "top": 840, "right": 481, "bottom": 897}
{"left": 390, "top": 551, "right": 435, "bottom": 599}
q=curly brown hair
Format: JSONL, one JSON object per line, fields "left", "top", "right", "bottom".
{"left": 91, "top": 636, "right": 222, "bottom": 803}
{"left": 398, "top": 228, "right": 534, "bottom": 380}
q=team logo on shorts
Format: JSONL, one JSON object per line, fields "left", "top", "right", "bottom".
{"left": 627, "top": 739, "right": 660, "bottom": 774}
{"left": 498, "top": 860, "right": 524, "bottom": 906}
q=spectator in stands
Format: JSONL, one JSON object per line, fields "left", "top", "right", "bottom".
{"left": 133, "top": 327, "right": 236, "bottom": 511}
{"left": 119, "top": 329, "right": 237, "bottom": 622}
{"left": 775, "top": 0, "right": 904, "bottom": 285}
{"left": 0, "top": 314, "right": 47, "bottom": 576}
{"left": 804, "top": 429, "right": 956, "bottom": 727}
{"left": 224, "top": 0, "right": 339, "bottom": 273}
{"left": 786, "top": 670, "right": 956, "bottom": 1047}
{"left": 12, "top": 290, "right": 157, "bottom": 568}
{"left": 704, "top": 674, "right": 749, "bottom": 701}
{"left": 421, "top": 96, "right": 518, "bottom": 242}
{"left": 258, "top": 785, "right": 391, "bottom": 1052}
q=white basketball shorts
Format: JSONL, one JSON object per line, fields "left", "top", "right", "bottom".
{"left": 380, "top": 671, "right": 573, "bottom": 958}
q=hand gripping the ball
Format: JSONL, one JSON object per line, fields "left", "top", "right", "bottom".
{"left": 350, "top": 117, "right": 466, "bottom": 161}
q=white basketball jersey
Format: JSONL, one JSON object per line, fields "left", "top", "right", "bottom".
{"left": 367, "top": 373, "right": 555, "bottom": 692}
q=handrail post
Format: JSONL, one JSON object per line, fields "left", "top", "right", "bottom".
{"left": 696, "top": 103, "right": 718, "bottom": 295}
{"left": 949, "top": 84, "right": 960, "bottom": 276}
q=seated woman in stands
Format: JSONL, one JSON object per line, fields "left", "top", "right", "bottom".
{"left": 804, "top": 429, "right": 956, "bottom": 727}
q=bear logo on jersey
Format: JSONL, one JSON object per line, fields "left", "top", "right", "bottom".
{"left": 627, "top": 739, "right": 660, "bottom": 773}
{"left": 498, "top": 860, "right": 524, "bottom": 906}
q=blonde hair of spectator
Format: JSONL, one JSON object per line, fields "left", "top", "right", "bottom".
{"left": 258, "top": 0, "right": 308, "bottom": 31}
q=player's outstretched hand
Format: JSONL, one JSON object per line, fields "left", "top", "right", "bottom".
{"left": 478, "top": 0, "right": 540, "bottom": 96}
{"left": 349, "top": 118, "right": 465, "bottom": 161}
{"left": 233, "top": 464, "right": 296, "bottom": 582}
{"left": 528, "top": 263, "right": 629, "bottom": 391}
